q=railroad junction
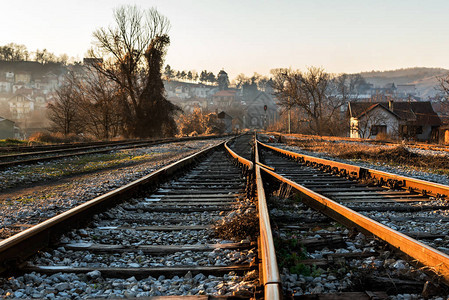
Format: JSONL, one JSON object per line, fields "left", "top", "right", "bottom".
{"left": 0, "top": 134, "right": 449, "bottom": 299}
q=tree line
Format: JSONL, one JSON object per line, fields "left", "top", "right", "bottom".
{"left": 163, "top": 65, "right": 219, "bottom": 84}
{"left": 0, "top": 43, "right": 73, "bottom": 65}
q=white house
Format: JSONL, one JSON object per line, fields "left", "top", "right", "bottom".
{"left": 349, "top": 100, "right": 441, "bottom": 141}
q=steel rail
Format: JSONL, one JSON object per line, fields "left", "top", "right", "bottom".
{"left": 258, "top": 140, "right": 449, "bottom": 198}
{"left": 224, "top": 140, "right": 254, "bottom": 171}
{"left": 0, "top": 140, "right": 154, "bottom": 160}
{"left": 0, "top": 142, "right": 157, "bottom": 169}
{"left": 0, "top": 135, "right": 234, "bottom": 170}
{"left": 256, "top": 161, "right": 275, "bottom": 171}
{"left": 259, "top": 140, "right": 361, "bottom": 177}
{"left": 0, "top": 134, "right": 234, "bottom": 154}
{"left": 254, "top": 137, "right": 282, "bottom": 298}
{"left": 365, "top": 168, "right": 449, "bottom": 198}
{"left": 0, "top": 141, "right": 224, "bottom": 274}
{"left": 258, "top": 165, "right": 449, "bottom": 285}
{"left": 257, "top": 139, "right": 449, "bottom": 284}
{"left": 0, "top": 137, "right": 156, "bottom": 154}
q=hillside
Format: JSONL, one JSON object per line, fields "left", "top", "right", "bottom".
{"left": 359, "top": 67, "right": 449, "bottom": 98}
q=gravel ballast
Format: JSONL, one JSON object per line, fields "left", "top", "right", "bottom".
{"left": 0, "top": 139, "right": 224, "bottom": 239}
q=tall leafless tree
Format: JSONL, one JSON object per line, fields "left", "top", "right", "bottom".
{"left": 438, "top": 73, "right": 449, "bottom": 114}
{"left": 271, "top": 67, "right": 359, "bottom": 136}
{"left": 88, "top": 5, "right": 179, "bottom": 138}
{"left": 47, "top": 73, "right": 83, "bottom": 135}
{"left": 77, "top": 67, "right": 123, "bottom": 139}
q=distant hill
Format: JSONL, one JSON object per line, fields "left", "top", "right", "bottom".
{"left": 358, "top": 67, "right": 449, "bottom": 98}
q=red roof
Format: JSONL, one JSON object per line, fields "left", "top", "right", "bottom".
{"left": 213, "top": 90, "right": 236, "bottom": 97}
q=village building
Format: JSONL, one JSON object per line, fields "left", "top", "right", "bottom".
{"left": 217, "top": 111, "right": 233, "bottom": 133}
{"left": 396, "top": 84, "right": 417, "bottom": 98}
{"left": 0, "top": 116, "right": 15, "bottom": 139}
{"left": 14, "top": 71, "right": 31, "bottom": 84}
{"left": 244, "top": 91, "right": 278, "bottom": 129}
{"left": 348, "top": 100, "right": 441, "bottom": 142}
{"left": 8, "top": 94, "right": 35, "bottom": 120}
{"left": 211, "top": 90, "right": 238, "bottom": 109}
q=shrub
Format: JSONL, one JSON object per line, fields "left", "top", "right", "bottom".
{"left": 28, "top": 132, "right": 95, "bottom": 144}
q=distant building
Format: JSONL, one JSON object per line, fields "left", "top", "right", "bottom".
{"left": 218, "top": 111, "right": 233, "bottom": 133}
{"left": 245, "top": 91, "right": 278, "bottom": 129}
{"left": 83, "top": 58, "right": 103, "bottom": 66}
{"left": 396, "top": 84, "right": 417, "bottom": 97}
{"left": 0, "top": 116, "right": 15, "bottom": 139}
{"left": 14, "top": 71, "right": 31, "bottom": 84}
{"left": 212, "top": 90, "right": 237, "bottom": 109}
{"left": 349, "top": 100, "right": 441, "bottom": 142}
{"left": 8, "top": 94, "right": 34, "bottom": 119}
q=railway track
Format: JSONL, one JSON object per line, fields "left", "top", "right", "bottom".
{"left": 0, "top": 137, "right": 260, "bottom": 298}
{"left": 256, "top": 137, "right": 449, "bottom": 298}
{"left": 0, "top": 135, "right": 230, "bottom": 169}
{"left": 2, "top": 133, "right": 449, "bottom": 298}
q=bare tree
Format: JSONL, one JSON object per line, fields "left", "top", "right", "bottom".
{"left": 34, "top": 49, "right": 57, "bottom": 64}
{"left": 271, "top": 67, "right": 358, "bottom": 136}
{"left": 47, "top": 73, "right": 83, "bottom": 135}
{"left": 77, "top": 68, "right": 123, "bottom": 139}
{"left": 439, "top": 73, "right": 449, "bottom": 95}
{"left": 88, "top": 5, "right": 179, "bottom": 138}
{"left": 351, "top": 112, "right": 390, "bottom": 139}
{"left": 177, "top": 108, "right": 224, "bottom": 136}
{"left": 438, "top": 73, "right": 449, "bottom": 114}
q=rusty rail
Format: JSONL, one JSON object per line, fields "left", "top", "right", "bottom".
{"left": 259, "top": 140, "right": 449, "bottom": 198}
{"left": 259, "top": 140, "right": 362, "bottom": 178}
{"left": 0, "top": 134, "right": 236, "bottom": 170}
{"left": 254, "top": 137, "right": 282, "bottom": 298}
{"left": 0, "top": 142, "right": 224, "bottom": 274}
{"left": 366, "top": 168, "right": 449, "bottom": 198}
{"left": 259, "top": 166, "right": 449, "bottom": 284}
{"left": 257, "top": 139, "right": 449, "bottom": 284}
{"left": 224, "top": 140, "right": 254, "bottom": 171}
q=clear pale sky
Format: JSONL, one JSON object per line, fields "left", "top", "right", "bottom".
{"left": 1, "top": 0, "right": 448, "bottom": 79}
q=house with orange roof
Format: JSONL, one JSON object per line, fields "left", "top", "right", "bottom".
{"left": 211, "top": 89, "right": 238, "bottom": 108}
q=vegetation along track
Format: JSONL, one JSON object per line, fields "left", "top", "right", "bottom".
{"left": 0, "top": 137, "right": 260, "bottom": 298}
{"left": 0, "top": 135, "right": 230, "bottom": 169}
{"left": 276, "top": 132, "right": 449, "bottom": 154}
{"left": 257, "top": 136, "right": 449, "bottom": 298}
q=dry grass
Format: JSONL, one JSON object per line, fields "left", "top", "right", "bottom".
{"left": 287, "top": 139, "right": 449, "bottom": 173}
{"left": 213, "top": 209, "right": 259, "bottom": 241}
{"left": 28, "top": 132, "right": 96, "bottom": 144}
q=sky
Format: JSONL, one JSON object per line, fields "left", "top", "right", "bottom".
{"left": 1, "top": 0, "right": 449, "bottom": 79}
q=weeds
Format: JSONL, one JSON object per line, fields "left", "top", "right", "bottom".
{"left": 213, "top": 209, "right": 259, "bottom": 241}
{"left": 0, "top": 138, "right": 27, "bottom": 147}
{"left": 274, "top": 237, "right": 321, "bottom": 276}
